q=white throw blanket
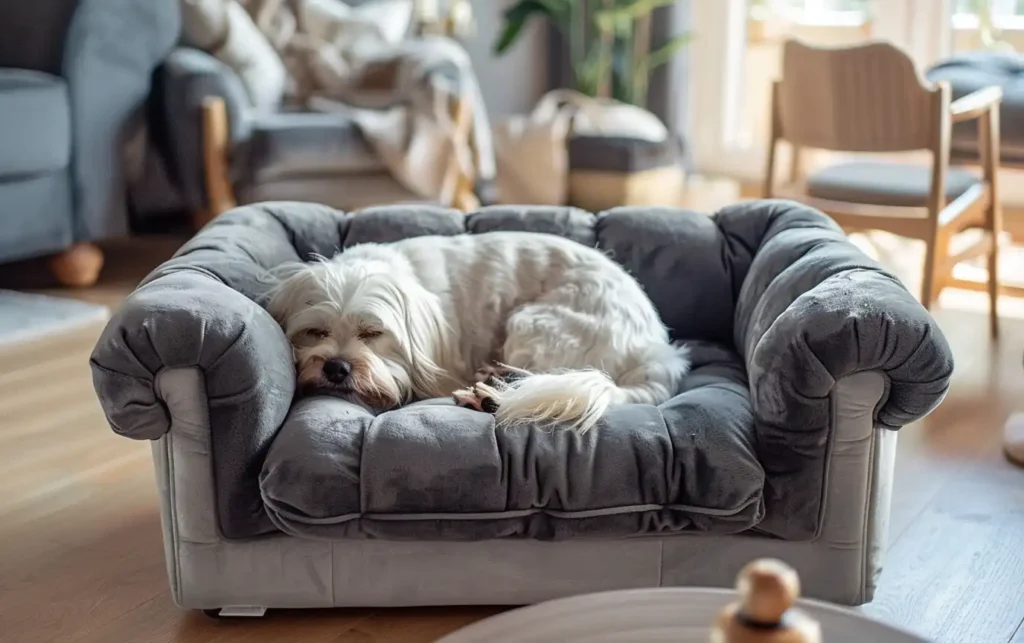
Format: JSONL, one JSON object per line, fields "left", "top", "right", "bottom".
{"left": 242, "top": 0, "right": 496, "bottom": 201}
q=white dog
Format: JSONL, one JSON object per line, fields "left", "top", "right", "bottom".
{"left": 266, "top": 231, "right": 689, "bottom": 433}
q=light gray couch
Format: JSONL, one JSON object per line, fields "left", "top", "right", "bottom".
{"left": 0, "top": 0, "right": 179, "bottom": 284}
{"left": 90, "top": 200, "right": 953, "bottom": 611}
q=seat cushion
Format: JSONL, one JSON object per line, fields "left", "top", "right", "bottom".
{"left": 0, "top": 69, "right": 70, "bottom": 176}
{"left": 260, "top": 341, "right": 765, "bottom": 540}
{"left": 238, "top": 172, "right": 419, "bottom": 212}
{"left": 927, "top": 52, "right": 1024, "bottom": 162}
{"left": 236, "top": 111, "right": 388, "bottom": 186}
{"left": 805, "top": 161, "right": 980, "bottom": 207}
{"left": 0, "top": 171, "right": 73, "bottom": 262}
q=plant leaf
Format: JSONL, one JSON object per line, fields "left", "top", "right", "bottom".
{"left": 493, "top": 0, "right": 573, "bottom": 55}
{"left": 596, "top": 0, "right": 676, "bottom": 21}
{"left": 645, "top": 33, "right": 691, "bottom": 70}
{"left": 573, "top": 38, "right": 609, "bottom": 97}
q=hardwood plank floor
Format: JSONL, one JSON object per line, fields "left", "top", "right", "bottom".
{"left": 0, "top": 235, "right": 1022, "bottom": 643}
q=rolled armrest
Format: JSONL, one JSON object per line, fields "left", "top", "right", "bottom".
{"left": 90, "top": 269, "right": 295, "bottom": 537}
{"left": 720, "top": 200, "right": 954, "bottom": 537}
{"left": 154, "top": 48, "right": 253, "bottom": 211}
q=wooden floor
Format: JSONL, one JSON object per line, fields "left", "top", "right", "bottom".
{"left": 0, "top": 235, "right": 1022, "bottom": 643}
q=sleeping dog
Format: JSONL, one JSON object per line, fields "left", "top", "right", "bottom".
{"left": 267, "top": 231, "right": 688, "bottom": 433}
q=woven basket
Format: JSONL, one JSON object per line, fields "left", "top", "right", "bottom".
{"left": 567, "top": 135, "right": 685, "bottom": 211}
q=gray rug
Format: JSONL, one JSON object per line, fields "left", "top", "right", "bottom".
{"left": 0, "top": 290, "right": 109, "bottom": 347}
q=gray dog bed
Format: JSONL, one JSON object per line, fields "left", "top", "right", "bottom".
{"left": 92, "top": 200, "right": 952, "bottom": 549}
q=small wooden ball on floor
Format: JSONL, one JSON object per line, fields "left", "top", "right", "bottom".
{"left": 49, "top": 242, "right": 104, "bottom": 288}
{"left": 711, "top": 558, "right": 821, "bottom": 643}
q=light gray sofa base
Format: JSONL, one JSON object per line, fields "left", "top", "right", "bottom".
{"left": 154, "top": 366, "right": 894, "bottom": 610}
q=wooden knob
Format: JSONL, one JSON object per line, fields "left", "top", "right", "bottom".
{"left": 737, "top": 559, "right": 800, "bottom": 624}
{"left": 710, "top": 559, "right": 821, "bottom": 643}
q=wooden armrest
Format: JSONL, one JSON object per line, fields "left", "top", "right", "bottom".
{"left": 950, "top": 86, "right": 1003, "bottom": 123}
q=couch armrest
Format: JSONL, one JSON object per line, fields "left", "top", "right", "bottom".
{"left": 90, "top": 269, "right": 295, "bottom": 538}
{"left": 720, "top": 199, "right": 954, "bottom": 538}
{"left": 61, "top": 0, "right": 180, "bottom": 240}
{"left": 154, "top": 48, "right": 253, "bottom": 212}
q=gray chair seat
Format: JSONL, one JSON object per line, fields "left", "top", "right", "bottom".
{"left": 927, "top": 52, "right": 1024, "bottom": 163}
{"left": 238, "top": 173, "right": 421, "bottom": 212}
{"left": 0, "top": 69, "right": 69, "bottom": 176}
{"left": 806, "top": 161, "right": 981, "bottom": 208}
{"left": 238, "top": 112, "right": 388, "bottom": 185}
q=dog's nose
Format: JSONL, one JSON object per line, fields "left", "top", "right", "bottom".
{"left": 323, "top": 359, "right": 352, "bottom": 384}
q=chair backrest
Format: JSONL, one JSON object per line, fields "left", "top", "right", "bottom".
{"left": 0, "top": 0, "right": 79, "bottom": 74}
{"left": 776, "top": 40, "right": 943, "bottom": 153}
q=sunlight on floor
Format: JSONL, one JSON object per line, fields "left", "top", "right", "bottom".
{"left": 850, "top": 231, "right": 1024, "bottom": 320}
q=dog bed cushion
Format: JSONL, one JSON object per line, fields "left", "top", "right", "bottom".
{"left": 90, "top": 201, "right": 953, "bottom": 541}
{"left": 260, "top": 340, "right": 762, "bottom": 540}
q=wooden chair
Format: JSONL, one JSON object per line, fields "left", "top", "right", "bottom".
{"left": 764, "top": 40, "right": 1003, "bottom": 337}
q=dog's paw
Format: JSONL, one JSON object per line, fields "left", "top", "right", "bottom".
{"left": 452, "top": 381, "right": 501, "bottom": 414}
{"left": 453, "top": 386, "right": 485, "bottom": 411}
{"left": 474, "top": 363, "right": 531, "bottom": 386}
{"left": 472, "top": 381, "right": 501, "bottom": 414}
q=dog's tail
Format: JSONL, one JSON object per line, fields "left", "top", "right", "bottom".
{"left": 493, "top": 345, "right": 689, "bottom": 434}
{"left": 493, "top": 370, "right": 618, "bottom": 435}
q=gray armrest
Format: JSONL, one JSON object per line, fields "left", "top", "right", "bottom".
{"left": 720, "top": 200, "right": 954, "bottom": 538}
{"left": 61, "top": 0, "right": 180, "bottom": 239}
{"left": 155, "top": 48, "right": 253, "bottom": 211}
{"left": 90, "top": 207, "right": 302, "bottom": 537}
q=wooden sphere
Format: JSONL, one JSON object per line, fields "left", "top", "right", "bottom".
{"left": 736, "top": 558, "right": 800, "bottom": 625}
{"left": 50, "top": 243, "right": 104, "bottom": 288}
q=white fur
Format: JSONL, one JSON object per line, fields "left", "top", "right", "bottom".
{"left": 266, "top": 231, "right": 689, "bottom": 433}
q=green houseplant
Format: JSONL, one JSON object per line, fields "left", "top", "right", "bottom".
{"left": 493, "top": 0, "right": 691, "bottom": 108}
{"left": 964, "top": 0, "right": 1016, "bottom": 52}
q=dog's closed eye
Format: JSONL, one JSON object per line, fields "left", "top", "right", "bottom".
{"left": 303, "top": 328, "right": 330, "bottom": 340}
{"left": 358, "top": 328, "right": 383, "bottom": 341}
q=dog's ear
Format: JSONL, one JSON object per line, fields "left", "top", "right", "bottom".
{"left": 263, "top": 262, "right": 316, "bottom": 326}
{"left": 393, "top": 280, "right": 451, "bottom": 396}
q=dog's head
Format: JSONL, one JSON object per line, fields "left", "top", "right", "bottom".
{"left": 266, "top": 251, "right": 448, "bottom": 410}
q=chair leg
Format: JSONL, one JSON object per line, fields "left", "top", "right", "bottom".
{"left": 50, "top": 242, "right": 104, "bottom": 288}
{"left": 982, "top": 105, "right": 1002, "bottom": 339}
{"left": 440, "top": 92, "right": 479, "bottom": 212}
{"left": 987, "top": 202, "right": 1001, "bottom": 339}
{"left": 201, "top": 96, "right": 237, "bottom": 227}
{"left": 920, "top": 228, "right": 949, "bottom": 310}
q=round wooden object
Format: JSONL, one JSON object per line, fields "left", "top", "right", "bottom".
{"left": 50, "top": 243, "right": 104, "bottom": 288}
{"left": 712, "top": 558, "right": 819, "bottom": 643}
{"left": 1005, "top": 412, "right": 1024, "bottom": 467}
{"left": 437, "top": 588, "right": 928, "bottom": 643}
{"left": 737, "top": 559, "right": 800, "bottom": 624}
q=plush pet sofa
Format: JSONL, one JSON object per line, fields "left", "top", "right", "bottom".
{"left": 90, "top": 200, "right": 953, "bottom": 612}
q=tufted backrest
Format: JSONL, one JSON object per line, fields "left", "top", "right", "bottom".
{"left": 148, "top": 203, "right": 771, "bottom": 346}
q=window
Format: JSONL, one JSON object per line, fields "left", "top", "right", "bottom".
{"left": 750, "top": 0, "right": 869, "bottom": 26}
{"left": 953, "top": 0, "right": 1024, "bottom": 30}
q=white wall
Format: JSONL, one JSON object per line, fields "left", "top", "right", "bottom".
{"left": 461, "top": 1, "right": 549, "bottom": 116}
